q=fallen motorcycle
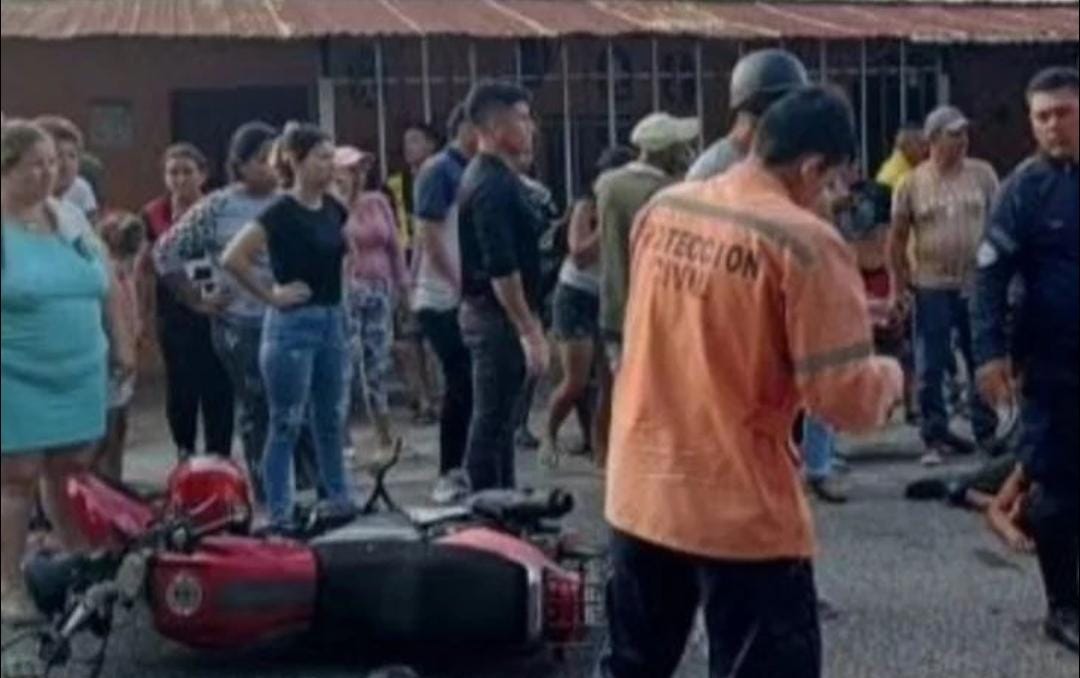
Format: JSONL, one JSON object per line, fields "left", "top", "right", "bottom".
{"left": 10, "top": 452, "right": 605, "bottom": 677}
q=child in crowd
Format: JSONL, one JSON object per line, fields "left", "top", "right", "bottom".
{"left": 95, "top": 211, "right": 146, "bottom": 482}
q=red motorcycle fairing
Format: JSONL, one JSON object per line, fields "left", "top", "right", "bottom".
{"left": 438, "top": 528, "right": 586, "bottom": 644}
{"left": 149, "top": 536, "right": 317, "bottom": 649}
{"left": 65, "top": 473, "right": 156, "bottom": 551}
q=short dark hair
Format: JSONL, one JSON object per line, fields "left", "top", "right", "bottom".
{"left": 753, "top": 86, "right": 857, "bottom": 168}
{"left": 465, "top": 81, "right": 532, "bottom": 128}
{"left": 35, "top": 115, "right": 84, "bottom": 150}
{"left": 404, "top": 121, "right": 441, "bottom": 145}
{"left": 1027, "top": 67, "right": 1080, "bottom": 100}
{"left": 275, "top": 122, "right": 331, "bottom": 187}
{"left": 446, "top": 103, "right": 469, "bottom": 140}
{"left": 163, "top": 142, "right": 209, "bottom": 173}
{"left": 227, "top": 121, "right": 277, "bottom": 182}
{"left": 587, "top": 146, "right": 636, "bottom": 199}
{"left": 596, "top": 146, "right": 636, "bottom": 176}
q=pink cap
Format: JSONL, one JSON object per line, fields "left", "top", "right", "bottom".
{"left": 334, "top": 145, "right": 373, "bottom": 168}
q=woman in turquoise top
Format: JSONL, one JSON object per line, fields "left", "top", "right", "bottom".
{"left": 1, "top": 121, "right": 132, "bottom": 645}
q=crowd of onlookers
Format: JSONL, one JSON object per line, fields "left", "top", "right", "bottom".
{"left": 2, "top": 53, "right": 1077, "bottom": 677}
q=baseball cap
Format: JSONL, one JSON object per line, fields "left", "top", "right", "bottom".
{"left": 630, "top": 113, "right": 701, "bottom": 153}
{"left": 333, "top": 145, "right": 374, "bottom": 169}
{"left": 924, "top": 106, "right": 970, "bottom": 139}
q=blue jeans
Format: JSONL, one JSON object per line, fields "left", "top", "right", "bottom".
{"left": 802, "top": 416, "right": 835, "bottom": 481}
{"left": 913, "top": 288, "right": 997, "bottom": 445}
{"left": 260, "top": 306, "right": 352, "bottom": 526}
{"left": 212, "top": 315, "right": 321, "bottom": 504}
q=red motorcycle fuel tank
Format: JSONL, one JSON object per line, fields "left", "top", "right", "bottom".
{"left": 66, "top": 473, "right": 156, "bottom": 551}
{"left": 149, "top": 535, "right": 317, "bottom": 649}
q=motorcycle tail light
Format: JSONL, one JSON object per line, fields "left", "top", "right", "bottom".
{"left": 164, "top": 571, "right": 205, "bottom": 619}
{"left": 542, "top": 570, "right": 585, "bottom": 644}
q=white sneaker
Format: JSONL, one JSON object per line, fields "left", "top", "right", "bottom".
{"left": 920, "top": 450, "right": 945, "bottom": 467}
{"left": 431, "top": 471, "right": 470, "bottom": 505}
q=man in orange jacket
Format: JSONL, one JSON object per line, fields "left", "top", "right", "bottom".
{"left": 599, "top": 87, "right": 903, "bottom": 678}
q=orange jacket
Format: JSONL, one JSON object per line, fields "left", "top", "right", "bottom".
{"left": 606, "top": 163, "right": 903, "bottom": 561}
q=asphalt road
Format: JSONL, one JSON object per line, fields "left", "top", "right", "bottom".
{"left": 60, "top": 386, "right": 1080, "bottom": 678}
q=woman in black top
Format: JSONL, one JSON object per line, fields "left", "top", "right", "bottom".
{"left": 223, "top": 123, "right": 352, "bottom": 531}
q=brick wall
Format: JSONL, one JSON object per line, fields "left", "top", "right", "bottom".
{"left": 1, "top": 39, "right": 320, "bottom": 211}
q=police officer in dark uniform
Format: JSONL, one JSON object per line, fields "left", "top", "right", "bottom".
{"left": 973, "top": 66, "right": 1079, "bottom": 654}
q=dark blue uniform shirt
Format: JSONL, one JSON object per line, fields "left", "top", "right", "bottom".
{"left": 974, "top": 155, "right": 1078, "bottom": 386}
{"left": 973, "top": 155, "right": 1079, "bottom": 488}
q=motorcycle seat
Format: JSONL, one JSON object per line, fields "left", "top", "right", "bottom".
{"left": 310, "top": 512, "right": 422, "bottom": 545}
{"left": 312, "top": 539, "right": 530, "bottom": 646}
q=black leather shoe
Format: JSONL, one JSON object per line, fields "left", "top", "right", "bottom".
{"left": 1046, "top": 608, "right": 1079, "bottom": 654}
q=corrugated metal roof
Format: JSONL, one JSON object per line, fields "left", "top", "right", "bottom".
{"left": 1, "top": 0, "right": 1077, "bottom": 43}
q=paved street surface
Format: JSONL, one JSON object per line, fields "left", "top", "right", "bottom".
{"left": 86, "top": 378, "right": 1078, "bottom": 678}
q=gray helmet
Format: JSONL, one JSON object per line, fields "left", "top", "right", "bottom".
{"left": 730, "top": 49, "right": 811, "bottom": 115}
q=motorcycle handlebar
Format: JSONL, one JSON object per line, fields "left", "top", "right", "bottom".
{"left": 468, "top": 489, "right": 576, "bottom": 527}
{"left": 38, "top": 509, "right": 246, "bottom": 670}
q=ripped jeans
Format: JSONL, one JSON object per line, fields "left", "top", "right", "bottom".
{"left": 211, "top": 315, "right": 320, "bottom": 504}
{"left": 260, "top": 306, "right": 352, "bottom": 526}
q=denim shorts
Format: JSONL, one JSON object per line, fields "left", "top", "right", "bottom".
{"left": 552, "top": 283, "right": 599, "bottom": 342}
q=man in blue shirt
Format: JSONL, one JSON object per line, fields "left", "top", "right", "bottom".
{"left": 974, "top": 66, "right": 1079, "bottom": 654}
{"left": 412, "top": 104, "right": 479, "bottom": 504}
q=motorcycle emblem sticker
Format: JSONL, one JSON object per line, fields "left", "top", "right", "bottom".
{"left": 165, "top": 572, "right": 205, "bottom": 618}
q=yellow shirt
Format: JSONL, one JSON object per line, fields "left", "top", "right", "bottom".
{"left": 606, "top": 164, "right": 902, "bottom": 561}
{"left": 876, "top": 150, "right": 914, "bottom": 193}
{"left": 385, "top": 172, "right": 413, "bottom": 251}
